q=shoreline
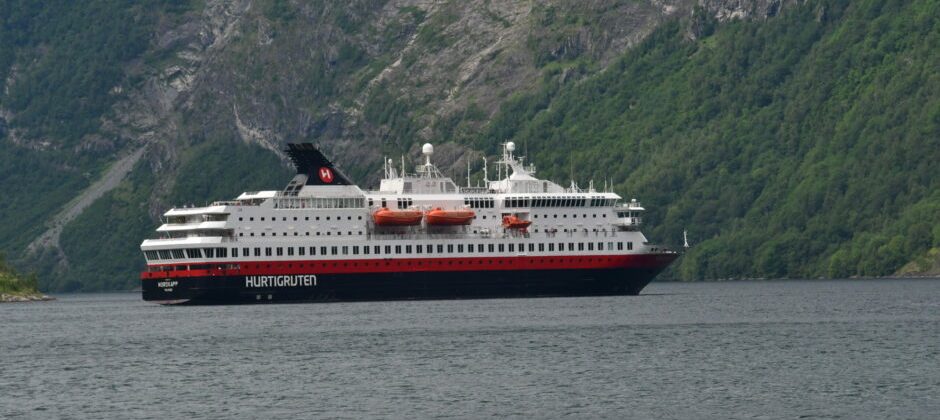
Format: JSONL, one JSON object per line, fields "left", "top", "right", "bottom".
{"left": 0, "top": 292, "right": 56, "bottom": 303}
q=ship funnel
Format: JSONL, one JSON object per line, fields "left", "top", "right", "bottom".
{"left": 284, "top": 143, "right": 353, "bottom": 186}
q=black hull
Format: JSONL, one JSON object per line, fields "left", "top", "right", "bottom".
{"left": 142, "top": 267, "right": 667, "bottom": 305}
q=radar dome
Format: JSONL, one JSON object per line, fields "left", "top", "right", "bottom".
{"left": 422, "top": 143, "right": 434, "bottom": 155}
{"left": 506, "top": 142, "right": 516, "bottom": 152}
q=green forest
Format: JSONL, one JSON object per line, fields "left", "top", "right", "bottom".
{"left": 483, "top": 0, "right": 939, "bottom": 279}
{"left": 0, "top": 253, "right": 39, "bottom": 296}
{"left": 1, "top": 0, "right": 938, "bottom": 291}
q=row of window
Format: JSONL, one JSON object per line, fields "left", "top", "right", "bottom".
{"left": 145, "top": 241, "right": 634, "bottom": 261}
{"left": 504, "top": 196, "right": 617, "bottom": 208}
{"left": 533, "top": 213, "right": 606, "bottom": 219}
{"left": 238, "top": 215, "right": 364, "bottom": 222}
{"left": 166, "top": 214, "right": 227, "bottom": 224}
{"left": 239, "top": 231, "right": 363, "bottom": 237}
{"left": 273, "top": 197, "right": 365, "bottom": 209}
{"left": 465, "top": 197, "right": 496, "bottom": 209}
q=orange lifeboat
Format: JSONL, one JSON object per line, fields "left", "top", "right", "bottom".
{"left": 502, "top": 215, "right": 531, "bottom": 230}
{"left": 425, "top": 207, "right": 475, "bottom": 226}
{"left": 373, "top": 207, "right": 424, "bottom": 226}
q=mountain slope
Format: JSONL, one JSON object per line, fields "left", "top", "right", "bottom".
{"left": 3, "top": 0, "right": 710, "bottom": 291}
{"left": 493, "top": 0, "right": 940, "bottom": 279}
{"left": 1, "top": 0, "right": 936, "bottom": 290}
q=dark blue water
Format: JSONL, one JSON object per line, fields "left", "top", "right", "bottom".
{"left": 2, "top": 279, "right": 938, "bottom": 419}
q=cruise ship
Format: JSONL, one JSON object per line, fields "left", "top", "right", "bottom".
{"left": 140, "top": 142, "right": 678, "bottom": 304}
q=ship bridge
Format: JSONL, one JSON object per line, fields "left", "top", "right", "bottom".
{"left": 377, "top": 143, "right": 459, "bottom": 195}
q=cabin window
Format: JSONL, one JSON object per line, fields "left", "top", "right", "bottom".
{"left": 331, "top": 247, "right": 338, "bottom": 255}
{"left": 171, "top": 249, "right": 185, "bottom": 259}
{"left": 528, "top": 244, "right": 535, "bottom": 252}
{"left": 186, "top": 249, "right": 202, "bottom": 259}
{"left": 395, "top": 246, "right": 401, "bottom": 254}
{"left": 448, "top": 245, "right": 454, "bottom": 253}
{"left": 158, "top": 250, "right": 172, "bottom": 259}
{"left": 477, "top": 244, "right": 484, "bottom": 252}
{"left": 437, "top": 245, "right": 444, "bottom": 253}
{"left": 204, "top": 248, "right": 215, "bottom": 258}
{"left": 578, "top": 243, "right": 585, "bottom": 251}
{"left": 363, "top": 246, "right": 370, "bottom": 255}
{"left": 232, "top": 248, "right": 239, "bottom": 258}
{"left": 538, "top": 243, "right": 545, "bottom": 252}
{"left": 617, "top": 242, "right": 624, "bottom": 251}
{"left": 343, "top": 246, "right": 349, "bottom": 255}
{"left": 628, "top": 242, "right": 633, "bottom": 250}
{"left": 243, "top": 248, "right": 250, "bottom": 257}
{"left": 508, "top": 244, "right": 514, "bottom": 252}
{"left": 276, "top": 247, "right": 283, "bottom": 256}
{"left": 597, "top": 242, "right": 604, "bottom": 251}
{"left": 287, "top": 247, "right": 294, "bottom": 256}
{"left": 299, "top": 247, "right": 305, "bottom": 256}
{"left": 309, "top": 247, "right": 316, "bottom": 255}
{"left": 416, "top": 245, "right": 423, "bottom": 254}
{"left": 458, "top": 244, "right": 464, "bottom": 253}
{"left": 548, "top": 243, "right": 554, "bottom": 252}
{"left": 353, "top": 246, "right": 359, "bottom": 255}
{"left": 374, "top": 246, "right": 381, "bottom": 255}
{"left": 406, "top": 245, "right": 412, "bottom": 254}
{"left": 385, "top": 246, "right": 392, "bottom": 254}
{"left": 488, "top": 244, "right": 495, "bottom": 252}
{"left": 498, "top": 244, "right": 504, "bottom": 252}
{"left": 321, "top": 247, "right": 327, "bottom": 255}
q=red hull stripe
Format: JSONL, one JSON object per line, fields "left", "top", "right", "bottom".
{"left": 140, "top": 254, "right": 677, "bottom": 280}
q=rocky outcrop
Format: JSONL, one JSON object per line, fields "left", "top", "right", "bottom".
{"left": 0, "top": 293, "right": 55, "bottom": 303}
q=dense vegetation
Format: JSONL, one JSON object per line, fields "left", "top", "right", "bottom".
{"left": 3, "top": 0, "right": 938, "bottom": 291}
{"left": 0, "top": 0, "right": 191, "bottom": 271}
{"left": 0, "top": 0, "right": 191, "bottom": 143}
{"left": 0, "top": 253, "right": 39, "bottom": 296}
{"left": 50, "top": 138, "right": 292, "bottom": 292}
{"left": 483, "top": 0, "right": 939, "bottom": 279}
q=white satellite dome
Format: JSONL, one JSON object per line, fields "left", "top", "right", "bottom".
{"left": 422, "top": 143, "right": 434, "bottom": 155}
{"left": 506, "top": 141, "right": 516, "bottom": 152}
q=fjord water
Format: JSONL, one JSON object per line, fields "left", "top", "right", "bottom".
{"left": 2, "top": 279, "right": 938, "bottom": 419}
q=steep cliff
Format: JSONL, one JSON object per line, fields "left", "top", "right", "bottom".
{"left": 1, "top": 0, "right": 936, "bottom": 290}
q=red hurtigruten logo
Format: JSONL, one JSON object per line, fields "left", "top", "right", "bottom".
{"left": 318, "top": 167, "right": 334, "bottom": 183}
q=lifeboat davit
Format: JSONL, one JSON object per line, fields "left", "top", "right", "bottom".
{"left": 502, "top": 215, "right": 531, "bottom": 230}
{"left": 373, "top": 207, "right": 423, "bottom": 226}
{"left": 425, "top": 207, "right": 475, "bottom": 226}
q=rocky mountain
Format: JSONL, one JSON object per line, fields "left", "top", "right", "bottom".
{"left": 0, "top": 0, "right": 936, "bottom": 291}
